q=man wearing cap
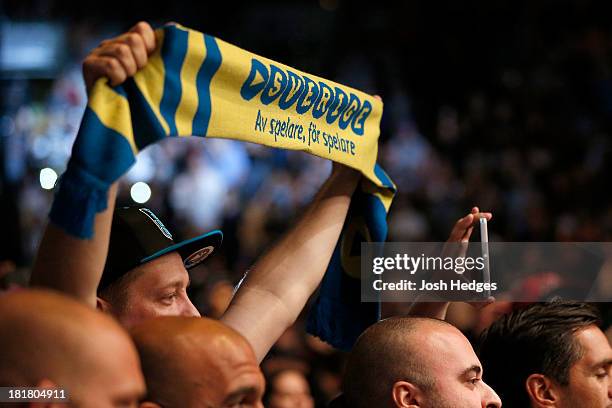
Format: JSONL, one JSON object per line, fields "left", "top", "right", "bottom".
{"left": 94, "top": 205, "right": 224, "bottom": 328}
{"left": 33, "top": 166, "right": 358, "bottom": 363}
{"left": 30, "top": 22, "right": 492, "bottom": 365}
{"left": 31, "top": 21, "right": 363, "bottom": 362}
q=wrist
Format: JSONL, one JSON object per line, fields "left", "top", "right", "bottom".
{"left": 330, "top": 163, "right": 361, "bottom": 184}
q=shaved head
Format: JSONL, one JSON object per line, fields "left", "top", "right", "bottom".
{"left": 343, "top": 317, "right": 501, "bottom": 408}
{"left": 343, "top": 317, "right": 452, "bottom": 407}
{"left": 130, "top": 316, "right": 265, "bottom": 407}
{"left": 0, "top": 289, "right": 145, "bottom": 406}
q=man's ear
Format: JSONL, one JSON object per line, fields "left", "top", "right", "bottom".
{"left": 140, "top": 402, "right": 162, "bottom": 408}
{"left": 391, "top": 380, "right": 422, "bottom": 408}
{"left": 96, "top": 296, "right": 112, "bottom": 313}
{"left": 526, "top": 373, "right": 558, "bottom": 407}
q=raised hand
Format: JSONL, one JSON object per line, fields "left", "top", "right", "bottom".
{"left": 82, "top": 21, "right": 156, "bottom": 92}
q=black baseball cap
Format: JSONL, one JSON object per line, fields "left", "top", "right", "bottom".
{"left": 99, "top": 205, "right": 223, "bottom": 291}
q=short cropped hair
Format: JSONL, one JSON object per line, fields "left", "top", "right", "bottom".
{"left": 343, "top": 317, "right": 449, "bottom": 408}
{"left": 98, "top": 268, "right": 142, "bottom": 313}
{"left": 478, "top": 301, "right": 601, "bottom": 407}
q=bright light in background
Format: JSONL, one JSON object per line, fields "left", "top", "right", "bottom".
{"left": 39, "top": 167, "right": 58, "bottom": 190}
{"left": 130, "top": 182, "right": 151, "bottom": 204}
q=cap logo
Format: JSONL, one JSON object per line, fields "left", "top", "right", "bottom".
{"left": 138, "top": 208, "right": 173, "bottom": 240}
{"left": 184, "top": 246, "right": 214, "bottom": 268}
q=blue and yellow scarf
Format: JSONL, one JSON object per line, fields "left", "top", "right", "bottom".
{"left": 50, "top": 23, "right": 395, "bottom": 350}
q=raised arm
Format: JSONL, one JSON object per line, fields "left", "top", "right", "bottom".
{"left": 31, "top": 186, "right": 117, "bottom": 306}
{"left": 221, "top": 165, "right": 360, "bottom": 362}
{"left": 406, "top": 206, "right": 493, "bottom": 320}
{"left": 30, "top": 22, "right": 156, "bottom": 307}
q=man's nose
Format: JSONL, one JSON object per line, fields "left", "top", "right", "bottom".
{"left": 482, "top": 381, "right": 502, "bottom": 408}
{"left": 181, "top": 297, "right": 201, "bottom": 317}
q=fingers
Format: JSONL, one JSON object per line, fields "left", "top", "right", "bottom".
{"left": 447, "top": 207, "right": 494, "bottom": 243}
{"left": 448, "top": 214, "right": 474, "bottom": 242}
{"left": 82, "top": 56, "right": 127, "bottom": 91}
{"left": 470, "top": 206, "right": 493, "bottom": 221}
{"left": 479, "top": 212, "right": 493, "bottom": 221}
{"left": 461, "top": 225, "right": 474, "bottom": 243}
{"left": 129, "top": 21, "right": 156, "bottom": 53}
{"left": 117, "top": 33, "right": 148, "bottom": 68}
{"left": 96, "top": 43, "right": 138, "bottom": 77}
{"left": 82, "top": 21, "right": 156, "bottom": 92}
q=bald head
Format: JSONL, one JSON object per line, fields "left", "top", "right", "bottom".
{"left": 344, "top": 317, "right": 461, "bottom": 407}
{"left": 130, "top": 316, "right": 265, "bottom": 407}
{"left": 0, "top": 289, "right": 145, "bottom": 405}
{"left": 344, "top": 317, "right": 502, "bottom": 408}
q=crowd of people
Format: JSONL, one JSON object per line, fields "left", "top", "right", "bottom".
{"left": 1, "top": 1, "right": 612, "bottom": 407}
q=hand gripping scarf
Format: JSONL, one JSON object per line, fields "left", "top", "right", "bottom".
{"left": 50, "top": 23, "right": 396, "bottom": 350}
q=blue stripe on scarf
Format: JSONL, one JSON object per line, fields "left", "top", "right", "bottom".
{"left": 364, "top": 193, "right": 388, "bottom": 241}
{"left": 123, "top": 79, "right": 168, "bottom": 149}
{"left": 192, "top": 34, "right": 222, "bottom": 135}
{"left": 49, "top": 107, "right": 136, "bottom": 237}
{"left": 71, "top": 106, "right": 136, "bottom": 181}
{"left": 159, "top": 26, "right": 189, "bottom": 136}
{"left": 374, "top": 163, "right": 395, "bottom": 191}
{"left": 113, "top": 84, "right": 128, "bottom": 98}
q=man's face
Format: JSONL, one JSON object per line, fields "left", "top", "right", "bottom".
{"left": 207, "top": 357, "right": 266, "bottom": 408}
{"left": 556, "top": 326, "right": 612, "bottom": 408}
{"left": 184, "top": 331, "right": 266, "bottom": 408}
{"left": 114, "top": 252, "right": 200, "bottom": 328}
{"left": 417, "top": 325, "right": 501, "bottom": 408}
{"left": 131, "top": 317, "right": 265, "bottom": 408}
{"left": 268, "top": 370, "right": 314, "bottom": 408}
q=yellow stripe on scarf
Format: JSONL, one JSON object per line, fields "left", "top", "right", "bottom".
{"left": 175, "top": 29, "right": 207, "bottom": 137}
{"left": 87, "top": 82, "right": 137, "bottom": 153}
{"left": 131, "top": 29, "right": 170, "bottom": 139}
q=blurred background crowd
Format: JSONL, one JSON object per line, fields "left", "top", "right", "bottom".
{"left": 2, "top": 0, "right": 612, "bottom": 406}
